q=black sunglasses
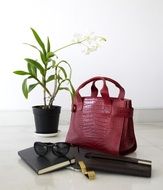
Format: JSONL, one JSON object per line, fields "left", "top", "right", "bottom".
{"left": 34, "top": 142, "right": 71, "bottom": 157}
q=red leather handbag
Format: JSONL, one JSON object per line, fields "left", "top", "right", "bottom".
{"left": 66, "top": 76, "right": 137, "bottom": 155}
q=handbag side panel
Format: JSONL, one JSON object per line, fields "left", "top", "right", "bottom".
{"left": 119, "top": 100, "right": 137, "bottom": 154}
{"left": 66, "top": 97, "right": 129, "bottom": 155}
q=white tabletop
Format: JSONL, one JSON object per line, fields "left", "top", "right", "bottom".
{"left": 0, "top": 123, "right": 163, "bottom": 190}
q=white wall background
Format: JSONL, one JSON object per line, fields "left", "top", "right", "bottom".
{"left": 0, "top": 0, "right": 163, "bottom": 110}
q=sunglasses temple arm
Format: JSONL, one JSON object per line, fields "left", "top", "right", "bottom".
{"left": 64, "top": 155, "right": 74, "bottom": 165}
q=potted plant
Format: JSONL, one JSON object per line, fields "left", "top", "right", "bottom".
{"left": 14, "top": 28, "right": 106, "bottom": 136}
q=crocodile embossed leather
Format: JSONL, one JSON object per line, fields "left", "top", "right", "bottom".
{"left": 66, "top": 76, "right": 137, "bottom": 155}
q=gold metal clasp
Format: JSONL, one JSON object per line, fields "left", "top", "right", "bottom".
{"left": 78, "top": 161, "right": 96, "bottom": 180}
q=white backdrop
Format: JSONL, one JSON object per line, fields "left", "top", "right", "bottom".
{"left": 0, "top": 0, "right": 163, "bottom": 110}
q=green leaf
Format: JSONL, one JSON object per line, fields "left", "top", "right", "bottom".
{"left": 25, "top": 43, "right": 46, "bottom": 65}
{"left": 68, "top": 79, "right": 76, "bottom": 96}
{"left": 25, "top": 58, "right": 45, "bottom": 76}
{"left": 47, "top": 37, "right": 50, "bottom": 52}
{"left": 58, "top": 79, "right": 75, "bottom": 99}
{"left": 52, "top": 60, "right": 56, "bottom": 67}
{"left": 40, "top": 51, "right": 47, "bottom": 64}
{"left": 30, "top": 28, "right": 46, "bottom": 55}
{"left": 13, "top": 71, "right": 29, "bottom": 75}
{"left": 57, "top": 66, "right": 67, "bottom": 79}
{"left": 27, "top": 63, "right": 37, "bottom": 77}
{"left": 22, "top": 78, "right": 28, "bottom": 98}
{"left": 24, "top": 43, "right": 40, "bottom": 52}
{"left": 46, "top": 75, "right": 55, "bottom": 83}
{"left": 29, "top": 83, "right": 38, "bottom": 92}
{"left": 58, "top": 87, "right": 70, "bottom": 92}
{"left": 46, "top": 52, "right": 54, "bottom": 59}
{"left": 57, "top": 60, "right": 72, "bottom": 78}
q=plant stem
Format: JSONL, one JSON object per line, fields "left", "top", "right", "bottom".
{"left": 53, "top": 39, "right": 87, "bottom": 53}
{"left": 43, "top": 63, "right": 48, "bottom": 108}
{"left": 48, "top": 67, "right": 58, "bottom": 108}
{"left": 43, "top": 78, "right": 47, "bottom": 107}
{"left": 33, "top": 76, "right": 52, "bottom": 97}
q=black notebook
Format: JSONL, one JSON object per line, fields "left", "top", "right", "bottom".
{"left": 68, "top": 147, "right": 152, "bottom": 178}
{"left": 18, "top": 147, "right": 75, "bottom": 175}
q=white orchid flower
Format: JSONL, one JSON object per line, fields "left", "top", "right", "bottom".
{"left": 72, "top": 33, "right": 106, "bottom": 54}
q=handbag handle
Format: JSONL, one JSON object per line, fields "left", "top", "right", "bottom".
{"left": 91, "top": 81, "right": 98, "bottom": 97}
{"left": 73, "top": 76, "right": 125, "bottom": 110}
{"left": 91, "top": 80, "right": 110, "bottom": 98}
{"left": 91, "top": 78, "right": 125, "bottom": 99}
{"left": 77, "top": 76, "right": 125, "bottom": 98}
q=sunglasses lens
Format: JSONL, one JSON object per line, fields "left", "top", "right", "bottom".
{"left": 52, "top": 143, "right": 70, "bottom": 156}
{"left": 34, "top": 142, "right": 47, "bottom": 156}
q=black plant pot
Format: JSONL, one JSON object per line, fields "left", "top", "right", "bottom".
{"left": 32, "top": 105, "right": 61, "bottom": 136}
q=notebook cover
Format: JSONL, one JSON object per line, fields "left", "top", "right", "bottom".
{"left": 68, "top": 147, "right": 152, "bottom": 178}
{"left": 18, "top": 147, "right": 75, "bottom": 175}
